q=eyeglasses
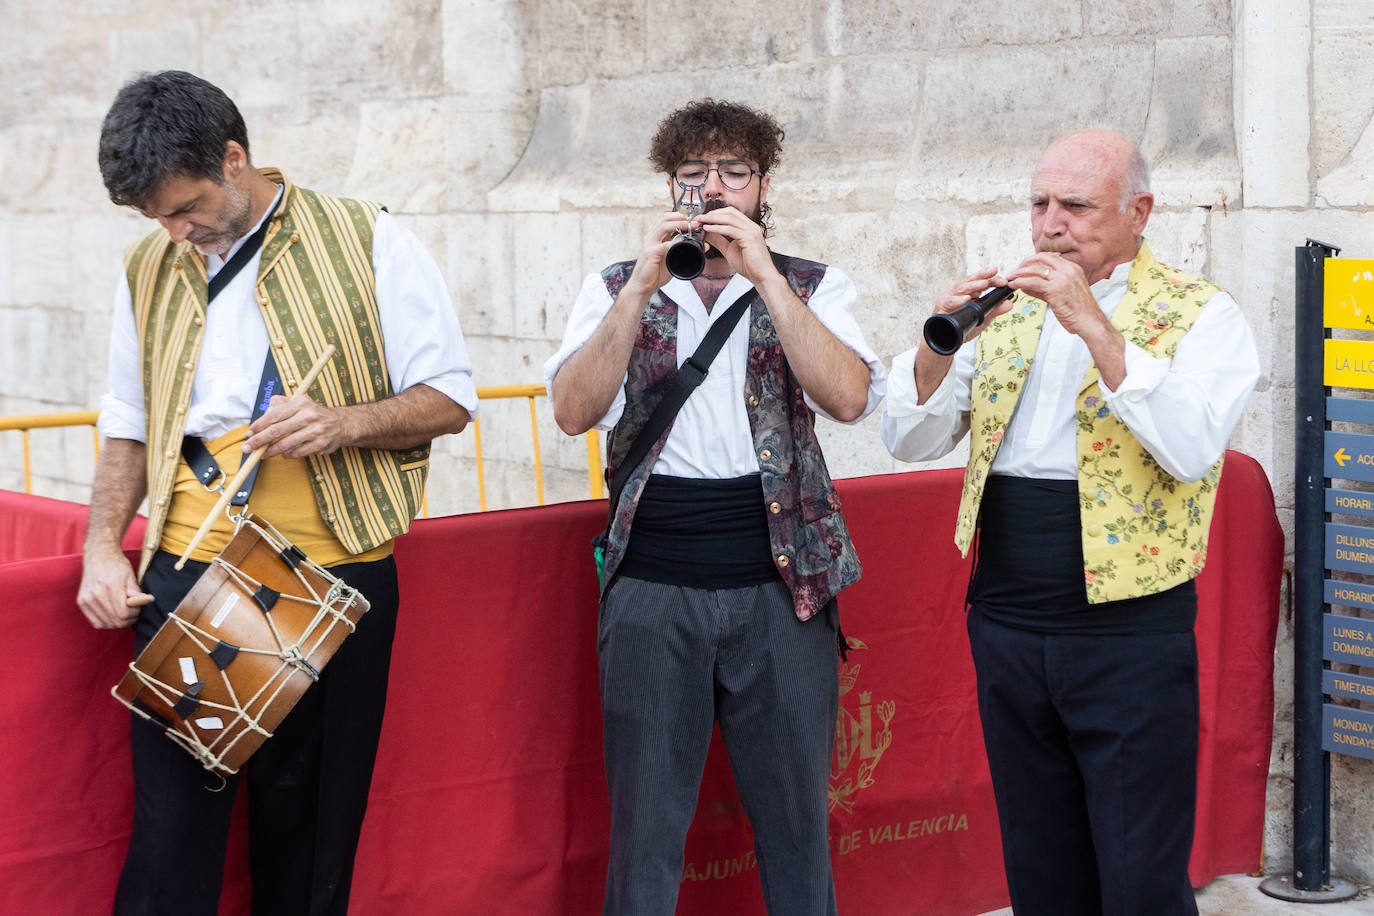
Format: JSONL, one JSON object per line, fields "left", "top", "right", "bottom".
{"left": 672, "top": 160, "right": 759, "bottom": 190}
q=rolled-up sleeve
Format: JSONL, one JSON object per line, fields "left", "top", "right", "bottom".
{"left": 97, "top": 269, "right": 147, "bottom": 443}
{"left": 880, "top": 343, "right": 973, "bottom": 462}
{"left": 802, "top": 266, "right": 887, "bottom": 423}
{"left": 543, "top": 273, "right": 626, "bottom": 431}
{"left": 1098, "top": 290, "right": 1260, "bottom": 482}
{"left": 373, "top": 211, "right": 479, "bottom": 416}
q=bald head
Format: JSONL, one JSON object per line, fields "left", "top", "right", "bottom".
{"left": 1040, "top": 129, "right": 1150, "bottom": 211}
{"left": 1029, "top": 130, "right": 1154, "bottom": 285}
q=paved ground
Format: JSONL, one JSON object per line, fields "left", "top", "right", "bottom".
{"left": 975, "top": 874, "right": 1374, "bottom": 915}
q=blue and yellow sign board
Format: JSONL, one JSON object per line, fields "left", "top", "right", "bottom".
{"left": 1325, "top": 258, "right": 1374, "bottom": 331}
{"left": 1325, "top": 340, "right": 1374, "bottom": 390}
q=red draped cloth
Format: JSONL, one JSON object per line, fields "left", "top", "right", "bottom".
{"left": 0, "top": 453, "right": 1280, "bottom": 914}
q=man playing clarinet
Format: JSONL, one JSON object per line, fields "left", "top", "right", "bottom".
{"left": 881, "top": 129, "right": 1259, "bottom": 915}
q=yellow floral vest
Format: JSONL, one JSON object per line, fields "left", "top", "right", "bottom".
{"left": 124, "top": 169, "right": 429, "bottom": 576}
{"left": 954, "top": 243, "right": 1224, "bottom": 603}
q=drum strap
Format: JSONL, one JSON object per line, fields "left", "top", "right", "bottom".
{"left": 181, "top": 192, "right": 284, "bottom": 508}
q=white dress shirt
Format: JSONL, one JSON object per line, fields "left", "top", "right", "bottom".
{"left": 545, "top": 265, "right": 887, "bottom": 479}
{"left": 99, "top": 199, "right": 478, "bottom": 443}
{"left": 880, "top": 257, "right": 1259, "bottom": 483}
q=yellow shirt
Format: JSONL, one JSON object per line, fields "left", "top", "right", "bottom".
{"left": 161, "top": 426, "right": 393, "bottom": 567}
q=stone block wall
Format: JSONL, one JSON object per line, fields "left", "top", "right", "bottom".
{"left": 4, "top": 0, "right": 1374, "bottom": 887}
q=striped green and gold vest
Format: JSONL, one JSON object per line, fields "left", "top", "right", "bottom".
{"left": 125, "top": 169, "right": 429, "bottom": 576}
{"left": 954, "top": 242, "right": 1224, "bottom": 603}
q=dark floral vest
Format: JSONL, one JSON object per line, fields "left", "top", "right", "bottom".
{"left": 599, "top": 252, "right": 862, "bottom": 621}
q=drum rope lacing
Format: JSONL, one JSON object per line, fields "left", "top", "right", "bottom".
{"left": 118, "top": 519, "right": 364, "bottom": 775}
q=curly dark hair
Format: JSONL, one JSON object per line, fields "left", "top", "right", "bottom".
{"left": 98, "top": 71, "right": 249, "bottom": 209}
{"left": 648, "top": 99, "right": 784, "bottom": 175}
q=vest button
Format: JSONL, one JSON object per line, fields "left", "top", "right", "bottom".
{"left": 173, "top": 262, "right": 182, "bottom": 271}
{"left": 747, "top": 395, "right": 759, "bottom": 407}
{"left": 776, "top": 554, "right": 790, "bottom": 568}
{"left": 769, "top": 501, "right": 781, "bottom": 514}
{"left": 183, "top": 361, "right": 193, "bottom": 370}
{"left": 759, "top": 449, "right": 771, "bottom": 462}
{"left": 192, "top": 316, "right": 202, "bottom": 326}
{"left": 164, "top": 449, "right": 175, "bottom": 459}
{"left": 1087, "top": 524, "right": 1102, "bottom": 537}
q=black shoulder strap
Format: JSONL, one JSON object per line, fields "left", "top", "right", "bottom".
{"left": 207, "top": 190, "right": 281, "bottom": 302}
{"left": 606, "top": 290, "right": 755, "bottom": 515}
{"left": 181, "top": 190, "right": 285, "bottom": 507}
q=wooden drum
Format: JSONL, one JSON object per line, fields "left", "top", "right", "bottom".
{"left": 113, "top": 515, "right": 369, "bottom": 776}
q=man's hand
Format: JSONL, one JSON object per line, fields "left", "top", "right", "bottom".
{"left": 1006, "top": 253, "right": 1106, "bottom": 338}
{"left": 624, "top": 211, "right": 693, "bottom": 296}
{"left": 1007, "top": 252, "right": 1126, "bottom": 388}
{"left": 77, "top": 545, "right": 149, "bottom": 629}
{"left": 80, "top": 437, "right": 149, "bottom": 630}
{"left": 551, "top": 212, "right": 690, "bottom": 436}
{"left": 927, "top": 267, "right": 1015, "bottom": 346}
{"left": 246, "top": 393, "right": 348, "bottom": 458}
{"left": 696, "top": 206, "right": 778, "bottom": 287}
{"left": 245, "top": 384, "right": 467, "bottom": 457}
{"left": 912, "top": 267, "right": 1013, "bottom": 404}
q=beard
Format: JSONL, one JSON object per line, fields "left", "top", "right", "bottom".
{"left": 189, "top": 181, "right": 255, "bottom": 257}
{"left": 702, "top": 198, "right": 766, "bottom": 261}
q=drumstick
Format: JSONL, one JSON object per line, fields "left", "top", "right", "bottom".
{"left": 174, "top": 345, "right": 337, "bottom": 571}
{"left": 125, "top": 593, "right": 155, "bottom": 607}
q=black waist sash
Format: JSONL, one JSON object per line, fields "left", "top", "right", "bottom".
{"left": 969, "top": 476, "right": 1196, "bottom": 635}
{"left": 618, "top": 474, "right": 780, "bottom": 589}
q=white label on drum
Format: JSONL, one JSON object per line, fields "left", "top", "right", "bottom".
{"left": 195, "top": 717, "right": 224, "bottom": 730}
{"left": 210, "top": 593, "right": 240, "bottom": 629}
{"left": 178, "top": 657, "right": 197, "bottom": 685}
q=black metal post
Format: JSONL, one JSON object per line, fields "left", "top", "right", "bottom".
{"left": 1262, "top": 239, "right": 1356, "bottom": 901}
{"left": 1292, "top": 240, "right": 1334, "bottom": 890}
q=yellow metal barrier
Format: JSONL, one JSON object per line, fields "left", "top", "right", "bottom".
{"left": 468, "top": 383, "right": 604, "bottom": 510}
{"left": 0, "top": 389, "right": 605, "bottom": 509}
{"left": 0, "top": 410, "right": 101, "bottom": 494}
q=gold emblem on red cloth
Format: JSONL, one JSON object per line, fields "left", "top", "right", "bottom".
{"left": 829, "top": 637, "right": 895, "bottom": 813}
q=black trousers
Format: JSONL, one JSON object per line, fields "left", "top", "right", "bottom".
{"left": 966, "top": 608, "right": 1199, "bottom": 916}
{"left": 113, "top": 550, "right": 399, "bottom": 916}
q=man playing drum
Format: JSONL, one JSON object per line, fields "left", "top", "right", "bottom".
{"left": 76, "top": 70, "right": 477, "bottom": 915}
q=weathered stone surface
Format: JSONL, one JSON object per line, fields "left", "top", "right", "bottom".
{"left": 443, "top": 0, "right": 535, "bottom": 96}
{"left": 1172, "top": 0, "right": 1231, "bottom": 33}
{"left": 1316, "top": 120, "right": 1374, "bottom": 206}
{"left": 827, "top": 0, "right": 1080, "bottom": 54}
{"left": 643, "top": 0, "right": 807, "bottom": 70}
{"left": 345, "top": 99, "right": 449, "bottom": 214}
{"left": 1312, "top": 2, "right": 1374, "bottom": 179}
{"left": 295, "top": 0, "right": 446, "bottom": 104}
{"left": 0, "top": 305, "right": 90, "bottom": 405}
{"left": 906, "top": 44, "right": 1153, "bottom": 204}
{"left": 108, "top": 19, "right": 203, "bottom": 95}
{"left": 444, "top": 97, "right": 539, "bottom": 213}
{"left": 255, "top": 115, "right": 362, "bottom": 193}
{"left": 1238, "top": 0, "right": 1311, "bottom": 207}
{"left": 1141, "top": 37, "right": 1236, "bottom": 177}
